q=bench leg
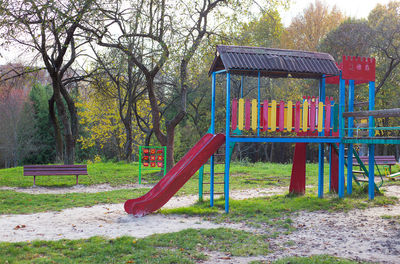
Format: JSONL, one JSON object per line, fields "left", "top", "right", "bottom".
{"left": 33, "top": 176, "right": 36, "bottom": 186}
{"left": 76, "top": 175, "right": 79, "bottom": 185}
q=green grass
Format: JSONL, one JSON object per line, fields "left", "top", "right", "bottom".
{"left": 0, "top": 161, "right": 319, "bottom": 189}
{"left": 163, "top": 189, "right": 397, "bottom": 230}
{"left": 250, "top": 254, "right": 373, "bottom": 264}
{"left": 0, "top": 188, "right": 149, "bottom": 214}
{"left": 0, "top": 228, "right": 269, "bottom": 264}
{"left": 0, "top": 161, "right": 398, "bottom": 215}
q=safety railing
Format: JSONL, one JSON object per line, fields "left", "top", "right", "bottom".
{"left": 231, "top": 96, "right": 339, "bottom": 135}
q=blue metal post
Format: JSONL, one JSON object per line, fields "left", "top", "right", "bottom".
{"left": 338, "top": 76, "right": 346, "bottom": 198}
{"left": 368, "top": 81, "right": 375, "bottom": 199}
{"left": 318, "top": 77, "right": 325, "bottom": 198}
{"left": 224, "top": 72, "right": 231, "bottom": 213}
{"left": 210, "top": 72, "right": 216, "bottom": 206}
{"left": 257, "top": 71, "right": 261, "bottom": 137}
{"left": 329, "top": 98, "right": 334, "bottom": 192}
{"left": 347, "top": 80, "right": 355, "bottom": 195}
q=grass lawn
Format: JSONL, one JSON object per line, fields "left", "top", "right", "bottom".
{"left": 0, "top": 228, "right": 269, "bottom": 263}
{"left": 0, "top": 162, "right": 398, "bottom": 215}
{"left": 0, "top": 228, "right": 370, "bottom": 264}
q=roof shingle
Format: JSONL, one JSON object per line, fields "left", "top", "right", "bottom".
{"left": 209, "top": 45, "right": 340, "bottom": 79}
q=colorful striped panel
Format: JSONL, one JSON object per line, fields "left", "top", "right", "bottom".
{"left": 333, "top": 103, "right": 339, "bottom": 132}
{"left": 295, "top": 101, "right": 301, "bottom": 133}
{"left": 302, "top": 100, "right": 309, "bottom": 132}
{"left": 318, "top": 101, "right": 324, "bottom": 132}
{"left": 271, "top": 100, "right": 277, "bottom": 131}
{"left": 251, "top": 99, "right": 257, "bottom": 131}
{"left": 279, "top": 101, "right": 285, "bottom": 131}
{"left": 262, "top": 100, "right": 269, "bottom": 132}
{"left": 324, "top": 97, "right": 331, "bottom": 134}
{"left": 287, "top": 101, "right": 293, "bottom": 132}
{"left": 231, "top": 99, "right": 238, "bottom": 130}
{"left": 245, "top": 99, "right": 251, "bottom": 130}
{"left": 309, "top": 100, "right": 316, "bottom": 132}
{"left": 238, "top": 98, "right": 244, "bottom": 130}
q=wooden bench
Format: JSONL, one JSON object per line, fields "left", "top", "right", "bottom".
{"left": 353, "top": 156, "right": 397, "bottom": 173}
{"left": 23, "top": 165, "right": 88, "bottom": 186}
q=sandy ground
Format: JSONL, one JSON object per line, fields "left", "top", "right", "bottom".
{"left": 0, "top": 187, "right": 284, "bottom": 242}
{"left": 1, "top": 184, "right": 400, "bottom": 263}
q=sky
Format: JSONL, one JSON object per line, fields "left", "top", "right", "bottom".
{"left": 0, "top": 0, "right": 394, "bottom": 65}
{"left": 280, "top": 0, "right": 392, "bottom": 26}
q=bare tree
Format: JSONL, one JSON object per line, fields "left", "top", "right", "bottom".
{"left": 0, "top": 0, "right": 94, "bottom": 164}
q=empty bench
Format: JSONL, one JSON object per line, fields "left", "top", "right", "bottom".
{"left": 353, "top": 156, "right": 397, "bottom": 173}
{"left": 23, "top": 165, "right": 88, "bottom": 186}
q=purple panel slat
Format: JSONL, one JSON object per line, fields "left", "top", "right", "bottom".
{"left": 279, "top": 101, "right": 285, "bottom": 131}
{"left": 245, "top": 99, "right": 251, "bottom": 131}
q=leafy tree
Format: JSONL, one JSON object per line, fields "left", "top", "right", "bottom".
{"left": 368, "top": 1, "right": 400, "bottom": 94}
{"left": 77, "top": 85, "right": 153, "bottom": 161}
{"left": 319, "top": 19, "right": 373, "bottom": 61}
{"left": 25, "top": 84, "right": 56, "bottom": 164}
{"left": 281, "top": 0, "right": 345, "bottom": 51}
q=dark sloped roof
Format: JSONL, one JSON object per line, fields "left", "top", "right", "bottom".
{"left": 209, "top": 45, "right": 339, "bottom": 79}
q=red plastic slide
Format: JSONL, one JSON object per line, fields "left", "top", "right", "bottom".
{"left": 124, "top": 133, "right": 225, "bottom": 216}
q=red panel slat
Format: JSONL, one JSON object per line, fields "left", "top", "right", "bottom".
{"left": 262, "top": 100, "right": 268, "bottom": 132}
{"left": 324, "top": 96, "right": 331, "bottom": 134}
{"left": 295, "top": 101, "right": 301, "bottom": 133}
{"left": 231, "top": 99, "right": 238, "bottom": 130}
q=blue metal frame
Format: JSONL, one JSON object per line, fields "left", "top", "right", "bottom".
{"left": 338, "top": 76, "right": 346, "bottom": 198}
{"left": 224, "top": 72, "right": 231, "bottom": 213}
{"left": 210, "top": 72, "right": 216, "bottom": 206}
{"left": 368, "top": 81, "right": 375, "bottom": 199}
{"left": 318, "top": 77, "right": 326, "bottom": 198}
{"left": 347, "top": 80, "right": 355, "bottom": 195}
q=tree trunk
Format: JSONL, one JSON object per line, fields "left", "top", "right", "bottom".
{"left": 165, "top": 125, "right": 175, "bottom": 171}
{"left": 52, "top": 81, "right": 75, "bottom": 165}
{"left": 48, "top": 95, "right": 63, "bottom": 163}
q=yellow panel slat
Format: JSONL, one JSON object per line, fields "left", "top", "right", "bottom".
{"left": 271, "top": 100, "right": 277, "bottom": 132}
{"left": 251, "top": 99, "right": 257, "bottom": 131}
{"left": 238, "top": 98, "right": 244, "bottom": 131}
{"left": 302, "top": 101, "right": 308, "bottom": 132}
{"left": 318, "top": 102, "right": 324, "bottom": 132}
{"left": 287, "top": 101, "right": 293, "bottom": 132}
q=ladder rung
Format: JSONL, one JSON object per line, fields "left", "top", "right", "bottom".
{"left": 204, "top": 192, "right": 224, "bottom": 195}
{"left": 202, "top": 172, "right": 225, "bottom": 175}
{"left": 203, "top": 182, "right": 224, "bottom": 185}
{"left": 352, "top": 170, "right": 366, "bottom": 174}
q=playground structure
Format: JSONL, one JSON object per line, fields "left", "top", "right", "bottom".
{"left": 206, "top": 45, "right": 400, "bottom": 213}
{"left": 124, "top": 45, "right": 400, "bottom": 216}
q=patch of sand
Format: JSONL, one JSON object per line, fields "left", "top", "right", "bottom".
{"left": 0, "top": 187, "right": 285, "bottom": 243}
